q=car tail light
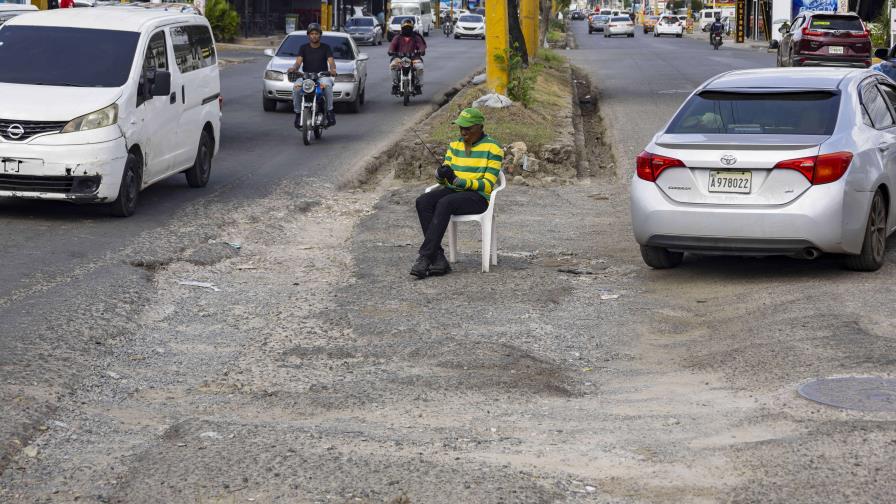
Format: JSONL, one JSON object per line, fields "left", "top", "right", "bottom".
{"left": 636, "top": 151, "right": 685, "bottom": 182}
{"left": 773, "top": 151, "right": 853, "bottom": 185}
{"left": 802, "top": 27, "right": 824, "bottom": 37}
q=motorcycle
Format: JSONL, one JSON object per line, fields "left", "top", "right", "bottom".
{"left": 711, "top": 31, "right": 723, "bottom": 50}
{"left": 288, "top": 70, "right": 331, "bottom": 146}
{"left": 393, "top": 52, "right": 422, "bottom": 106}
{"left": 442, "top": 18, "right": 452, "bottom": 37}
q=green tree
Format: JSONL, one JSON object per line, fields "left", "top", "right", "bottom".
{"left": 205, "top": 0, "right": 240, "bottom": 42}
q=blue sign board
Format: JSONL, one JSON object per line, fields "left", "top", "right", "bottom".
{"left": 792, "top": 0, "right": 837, "bottom": 17}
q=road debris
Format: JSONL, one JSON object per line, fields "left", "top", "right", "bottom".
{"left": 177, "top": 280, "right": 221, "bottom": 292}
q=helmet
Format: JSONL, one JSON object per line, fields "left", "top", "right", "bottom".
{"left": 401, "top": 18, "right": 415, "bottom": 28}
{"left": 307, "top": 22, "right": 322, "bottom": 34}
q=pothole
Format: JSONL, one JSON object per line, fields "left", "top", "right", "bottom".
{"left": 798, "top": 376, "right": 896, "bottom": 412}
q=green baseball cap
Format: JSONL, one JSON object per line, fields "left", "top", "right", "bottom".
{"left": 454, "top": 107, "right": 485, "bottom": 127}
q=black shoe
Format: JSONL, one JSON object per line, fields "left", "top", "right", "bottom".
{"left": 327, "top": 110, "right": 336, "bottom": 127}
{"left": 413, "top": 85, "right": 422, "bottom": 95}
{"left": 392, "top": 84, "right": 400, "bottom": 95}
{"left": 429, "top": 251, "right": 451, "bottom": 275}
{"left": 410, "top": 255, "right": 431, "bottom": 279}
{"left": 294, "top": 113, "right": 301, "bottom": 129}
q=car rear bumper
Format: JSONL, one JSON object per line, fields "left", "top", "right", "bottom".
{"left": 795, "top": 53, "right": 871, "bottom": 68}
{"left": 630, "top": 176, "right": 866, "bottom": 255}
{"left": 607, "top": 27, "right": 634, "bottom": 35}
{"left": 0, "top": 137, "right": 127, "bottom": 202}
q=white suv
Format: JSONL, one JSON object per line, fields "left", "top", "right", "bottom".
{"left": 0, "top": 6, "right": 222, "bottom": 216}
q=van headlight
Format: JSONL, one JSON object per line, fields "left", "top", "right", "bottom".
{"left": 61, "top": 104, "right": 118, "bottom": 134}
{"left": 264, "top": 70, "right": 286, "bottom": 81}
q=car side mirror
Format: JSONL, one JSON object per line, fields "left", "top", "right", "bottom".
{"left": 150, "top": 70, "right": 171, "bottom": 97}
{"left": 769, "top": 40, "right": 779, "bottom": 49}
{"left": 357, "top": 53, "right": 369, "bottom": 61}
{"left": 264, "top": 48, "right": 275, "bottom": 57}
{"left": 778, "top": 23, "right": 789, "bottom": 34}
{"left": 875, "top": 48, "right": 890, "bottom": 60}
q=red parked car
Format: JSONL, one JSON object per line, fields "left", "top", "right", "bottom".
{"left": 776, "top": 12, "right": 871, "bottom": 68}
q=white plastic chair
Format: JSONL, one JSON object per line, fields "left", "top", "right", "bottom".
{"left": 425, "top": 171, "right": 507, "bottom": 272}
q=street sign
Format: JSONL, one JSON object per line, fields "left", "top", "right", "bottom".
{"left": 735, "top": 0, "right": 745, "bottom": 43}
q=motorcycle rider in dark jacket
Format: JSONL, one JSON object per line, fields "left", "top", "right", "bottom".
{"left": 709, "top": 14, "right": 725, "bottom": 43}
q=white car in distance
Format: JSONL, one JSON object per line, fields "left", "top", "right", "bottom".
{"left": 604, "top": 15, "right": 634, "bottom": 37}
{"left": 654, "top": 15, "right": 683, "bottom": 37}
{"left": 453, "top": 14, "right": 484, "bottom": 39}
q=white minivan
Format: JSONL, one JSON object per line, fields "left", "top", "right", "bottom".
{"left": 0, "top": 7, "right": 221, "bottom": 216}
{"left": 390, "top": 0, "right": 433, "bottom": 36}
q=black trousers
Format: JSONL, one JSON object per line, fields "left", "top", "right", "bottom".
{"left": 415, "top": 188, "right": 488, "bottom": 259}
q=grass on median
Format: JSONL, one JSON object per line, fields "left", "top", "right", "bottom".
{"left": 428, "top": 50, "right": 570, "bottom": 154}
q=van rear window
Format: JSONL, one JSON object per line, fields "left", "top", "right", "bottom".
{"left": 666, "top": 91, "right": 840, "bottom": 135}
{"left": 809, "top": 15, "right": 864, "bottom": 31}
{"left": 0, "top": 26, "right": 139, "bottom": 87}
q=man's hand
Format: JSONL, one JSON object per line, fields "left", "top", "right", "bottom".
{"left": 437, "top": 164, "right": 455, "bottom": 181}
{"left": 287, "top": 66, "right": 297, "bottom": 73}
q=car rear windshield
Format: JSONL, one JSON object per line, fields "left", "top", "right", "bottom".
{"left": 459, "top": 15, "right": 481, "bottom": 22}
{"left": 391, "top": 15, "right": 415, "bottom": 25}
{"left": 666, "top": 91, "right": 840, "bottom": 135}
{"left": 277, "top": 35, "right": 356, "bottom": 60}
{"left": 612, "top": 16, "right": 629, "bottom": 21}
{"left": 0, "top": 25, "right": 139, "bottom": 87}
{"left": 809, "top": 15, "right": 864, "bottom": 31}
{"left": 347, "top": 17, "right": 375, "bottom": 26}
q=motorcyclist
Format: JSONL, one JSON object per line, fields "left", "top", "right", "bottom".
{"left": 287, "top": 22, "right": 338, "bottom": 127}
{"left": 709, "top": 13, "right": 724, "bottom": 44}
{"left": 388, "top": 18, "right": 427, "bottom": 96}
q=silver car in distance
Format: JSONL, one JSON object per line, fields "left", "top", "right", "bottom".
{"left": 630, "top": 68, "right": 896, "bottom": 271}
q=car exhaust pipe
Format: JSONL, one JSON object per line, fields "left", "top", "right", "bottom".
{"left": 797, "top": 247, "right": 821, "bottom": 260}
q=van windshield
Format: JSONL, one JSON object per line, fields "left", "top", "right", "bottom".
{"left": 392, "top": 5, "right": 421, "bottom": 15}
{"left": 0, "top": 26, "right": 139, "bottom": 87}
{"left": 666, "top": 91, "right": 840, "bottom": 135}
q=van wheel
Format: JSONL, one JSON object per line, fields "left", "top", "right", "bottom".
{"left": 359, "top": 86, "right": 365, "bottom": 105}
{"left": 640, "top": 245, "right": 683, "bottom": 269}
{"left": 185, "top": 131, "right": 212, "bottom": 188}
{"left": 348, "top": 89, "right": 362, "bottom": 113}
{"left": 108, "top": 153, "right": 140, "bottom": 217}
{"left": 844, "top": 190, "right": 888, "bottom": 271}
{"left": 262, "top": 96, "right": 277, "bottom": 112}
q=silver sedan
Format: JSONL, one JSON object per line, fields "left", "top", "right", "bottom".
{"left": 630, "top": 68, "right": 896, "bottom": 271}
{"left": 262, "top": 31, "right": 369, "bottom": 113}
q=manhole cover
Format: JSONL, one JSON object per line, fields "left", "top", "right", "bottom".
{"left": 798, "top": 377, "right": 896, "bottom": 412}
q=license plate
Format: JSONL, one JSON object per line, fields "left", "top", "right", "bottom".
{"left": 708, "top": 170, "right": 752, "bottom": 194}
{"left": 2, "top": 158, "right": 22, "bottom": 173}
{"left": 828, "top": 46, "right": 844, "bottom": 54}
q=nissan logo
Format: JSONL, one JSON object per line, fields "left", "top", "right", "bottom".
{"left": 7, "top": 124, "right": 24, "bottom": 140}
{"left": 720, "top": 154, "right": 737, "bottom": 166}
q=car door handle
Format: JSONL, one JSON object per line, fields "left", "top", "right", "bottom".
{"left": 170, "top": 92, "right": 176, "bottom": 104}
{"left": 878, "top": 142, "right": 893, "bottom": 152}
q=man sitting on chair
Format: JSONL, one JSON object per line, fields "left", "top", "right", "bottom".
{"left": 411, "top": 107, "right": 504, "bottom": 279}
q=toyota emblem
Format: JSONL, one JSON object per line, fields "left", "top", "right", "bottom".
{"left": 7, "top": 124, "right": 24, "bottom": 140}
{"left": 720, "top": 154, "right": 737, "bottom": 166}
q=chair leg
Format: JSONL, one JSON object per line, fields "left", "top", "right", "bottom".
{"left": 480, "top": 217, "right": 492, "bottom": 273}
{"left": 447, "top": 220, "right": 457, "bottom": 263}
{"left": 490, "top": 216, "right": 498, "bottom": 266}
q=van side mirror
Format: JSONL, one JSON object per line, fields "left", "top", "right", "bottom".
{"left": 150, "top": 70, "right": 171, "bottom": 97}
{"left": 264, "top": 48, "right": 275, "bottom": 57}
{"left": 357, "top": 53, "right": 369, "bottom": 61}
{"left": 875, "top": 48, "right": 890, "bottom": 60}
{"left": 778, "top": 23, "right": 789, "bottom": 34}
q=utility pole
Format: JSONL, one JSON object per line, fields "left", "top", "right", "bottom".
{"left": 521, "top": 0, "right": 539, "bottom": 59}
{"left": 485, "top": 0, "right": 509, "bottom": 94}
